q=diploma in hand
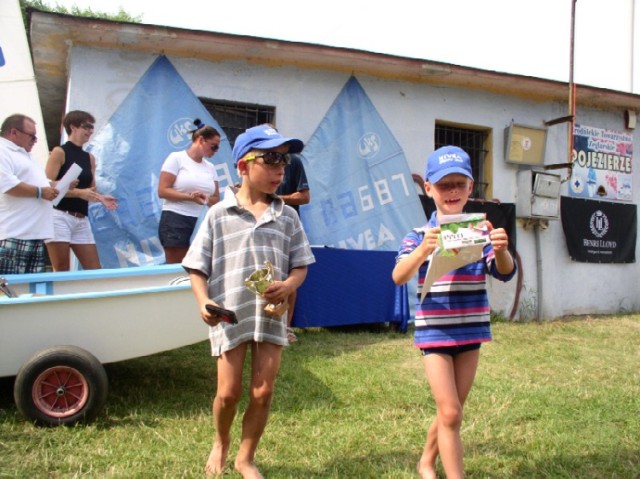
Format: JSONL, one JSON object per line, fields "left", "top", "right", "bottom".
{"left": 420, "top": 213, "right": 490, "bottom": 303}
{"left": 245, "top": 261, "right": 288, "bottom": 318}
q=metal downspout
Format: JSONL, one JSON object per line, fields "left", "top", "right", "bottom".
{"left": 534, "top": 223, "right": 543, "bottom": 321}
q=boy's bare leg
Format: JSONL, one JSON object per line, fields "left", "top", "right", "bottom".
{"left": 420, "top": 349, "right": 479, "bottom": 479}
{"left": 234, "top": 341, "right": 283, "bottom": 479}
{"left": 417, "top": 418, "right": 438, "bottom": 479}
{"left": 205, "top": 343, "right": 248, "bottom": 475}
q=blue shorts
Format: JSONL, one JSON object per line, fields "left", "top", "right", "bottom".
{"left": 420, "top": 343, "right": 481, "bottom": 357}
{"left": 158, "top": 210, "right": 198, "bottom": 248}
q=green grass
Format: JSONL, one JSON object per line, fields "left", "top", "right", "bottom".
{"left": 1, "top": 315, "right": 639, "bottom": 478}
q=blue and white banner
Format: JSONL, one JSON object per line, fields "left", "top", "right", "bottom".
{"left": 87, "top": 55, "right": 238, "bottom": 268}
{"left": 299, "top": 76, "right": 426, "bottom": 251}
{"left": 569, "top": 124, "right": 633, "bottom": 201}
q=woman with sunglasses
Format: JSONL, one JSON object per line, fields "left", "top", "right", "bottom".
{"left": 45, "top": 110, "right": 117, "bottom": 271}
{"left": 158, "top": 119, "right": 221, "bottom": 263}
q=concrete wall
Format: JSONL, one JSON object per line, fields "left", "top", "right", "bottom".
{"left": 65, "top": 47, "right": 640, "bottom": 320}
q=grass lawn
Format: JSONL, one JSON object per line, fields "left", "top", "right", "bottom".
{"left": 1, "top": 314, "right": 639, "bottom": 478}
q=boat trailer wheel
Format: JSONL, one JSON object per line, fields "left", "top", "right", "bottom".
{"left": 14, "top": 346, "right": 108, "bottom": 426}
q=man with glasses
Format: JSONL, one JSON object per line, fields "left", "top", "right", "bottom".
{"left": 275, "top": 153, "right": 310, "bottom": 342}
{"left": 0, "top": 113, "right": 59, "bottom": 273}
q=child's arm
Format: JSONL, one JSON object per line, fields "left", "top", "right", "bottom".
{"left": 487, "top": 222, "right": 515, "bottom": 275}
{"left": 187, "top": 269, "right": 220, "bottom": 326}
{"left": 392, "top": 227, "right": 440, "bottom": 286}
{"left": 262, "top": 266, "right": 308, "bottom": 306}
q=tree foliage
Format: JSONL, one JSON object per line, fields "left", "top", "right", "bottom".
{"left": 20, "top": 0, "right": 142, "bottom": 26}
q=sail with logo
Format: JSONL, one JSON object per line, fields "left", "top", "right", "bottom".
{"left": 87, "top": 55, "right": 238, "bottom": 268}
{"left": 299, "top": 76, "right": 426, "bottom": 251}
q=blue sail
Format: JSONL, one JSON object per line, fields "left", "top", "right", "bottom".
{"left": 299, "top": 76, "right": 426, "bottom": 251}
{"left": 86, "top": 55, "right": 238, "bottom": 268}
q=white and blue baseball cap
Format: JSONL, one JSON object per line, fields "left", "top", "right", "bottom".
{"left": 232, "top": 124, "right": 303, "bottom": 164}
{"left": 425, "top": 146, "right": 474, "bottom": 183}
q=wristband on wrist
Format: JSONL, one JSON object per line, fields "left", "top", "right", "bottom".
{"left": 36, "top": 187, "right": 42, "bottom": 199}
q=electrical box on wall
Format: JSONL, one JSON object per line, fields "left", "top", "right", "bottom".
{"left": 504, "top": 124, "right": 547, "bottom": 166}
{"left": 516, "top": 169, "right": 561, "bottom": 219}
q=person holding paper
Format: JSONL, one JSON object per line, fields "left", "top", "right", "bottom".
{"left": 392, "top": 145, "right": 516, "bottom": 479}
{"left": 45, "top": 111, "right": 117, "bottom": 271}
{"left": 0, "top": 114, "right": 59, "bottom": 274}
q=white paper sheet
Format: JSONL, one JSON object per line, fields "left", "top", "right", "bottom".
{"left": 51, "top": 163, "right": 82, "bottom": 206}
{"left": 420, "top": 244, "right": 484, "bottom": 304}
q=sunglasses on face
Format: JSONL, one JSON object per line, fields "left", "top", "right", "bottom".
{"left": 209, "top": 142, "right": 220, "bottom": 151}
{"left": 80, "top": 123, "right": 95, "bottom": 131}
{"left": 14, "top": 128, "right": 38, "bottom": 142}
{"left": 245, "top": 151, "right": 291, "bottom": 167}
{"left": 433, "top": 180, "right": 470, "bottom": 191}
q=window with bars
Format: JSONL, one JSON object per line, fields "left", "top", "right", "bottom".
{"left": 434, "top": 124, "right": 489, "bottom": 199}
{"left": 199, "top": 98, "right": 275, "bottom": 147}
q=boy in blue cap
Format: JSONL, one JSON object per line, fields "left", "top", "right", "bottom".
{"left": 183, "top": 124, "right": 315, "bottom": 478}
{"left": 392, "top": 146, "right": 516, "bottom": 479}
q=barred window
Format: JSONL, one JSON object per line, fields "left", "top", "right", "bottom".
{"left": 435, "top": 124, "right": 490, "bottom": 199}
{"left": 199, "top": 98, "right": 275, "bottom": 147}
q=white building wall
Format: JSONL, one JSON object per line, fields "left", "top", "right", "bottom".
{"left": 65, "top": 47, "right": 640, "bottom": 320}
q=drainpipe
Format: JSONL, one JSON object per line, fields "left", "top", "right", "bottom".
{"left": 534, "top": 222, "right": 543, "bottom": 321}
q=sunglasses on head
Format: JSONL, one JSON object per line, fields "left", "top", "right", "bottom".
{"left": 245, "top": 151, "right": 290, "bottom": 167}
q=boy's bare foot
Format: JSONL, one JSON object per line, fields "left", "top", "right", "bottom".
{"left": 234, "top": 459, "right": 263, "bottom": 479}
{"left": 204, "top": 441, "right": 229, "bottom": 475}
{"left": 417, "top": 459, "right": 437, "bottom": 479}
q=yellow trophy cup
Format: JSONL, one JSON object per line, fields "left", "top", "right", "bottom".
{"left": 245, "top": 261, "right": 288, "bottom": 318}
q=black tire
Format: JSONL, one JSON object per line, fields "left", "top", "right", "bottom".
{"left": 13, "top": 345, "right": 108, "bottom": 426}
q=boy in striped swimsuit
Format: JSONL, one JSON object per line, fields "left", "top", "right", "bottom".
{"left": 392, "top": 146, "right": 516, "bottom": 479}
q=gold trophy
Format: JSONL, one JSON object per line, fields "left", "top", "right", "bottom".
{"left": 245, "top": 261, "right": 288, "bottom": 318}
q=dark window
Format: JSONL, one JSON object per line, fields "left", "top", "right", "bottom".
{"left": 199, "top": 99, "right": 275, "bottom": 146}
{"left": 435, "top": 124, "right": 489, "bottom": 199}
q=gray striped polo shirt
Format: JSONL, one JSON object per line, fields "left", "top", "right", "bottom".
{"left": 183, "top": 189, "right": 315, "bottom": 356}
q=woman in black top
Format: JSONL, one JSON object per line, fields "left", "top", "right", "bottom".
{"left": 45, "top": 110, "right": 117, "bottom": 271}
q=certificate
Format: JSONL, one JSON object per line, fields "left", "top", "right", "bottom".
{"left": 51, "top": 163, "right": 82, "bottom": 207}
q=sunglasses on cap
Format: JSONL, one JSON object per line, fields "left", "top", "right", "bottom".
{"left": 244, "top": 151, "right": 290, "bottom": 167}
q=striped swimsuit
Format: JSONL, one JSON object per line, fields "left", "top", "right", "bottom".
{"left": 396, "top": 212, "right": 516, "bottom": 349}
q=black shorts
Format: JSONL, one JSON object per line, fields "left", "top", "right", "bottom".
{"left": 420, "top": 343, "right": 481, "bottom": 357}
{"left": 158, "top": 210, "right": 198, "bottom": 248}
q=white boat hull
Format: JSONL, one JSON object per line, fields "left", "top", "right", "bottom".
{"left": 0, "top": 265, "right": 206, "bottom": 378}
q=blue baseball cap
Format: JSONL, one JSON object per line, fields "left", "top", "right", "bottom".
{"left": 425, "top": 146, "right": 474, "bottom": 183}
{"left": 232, "top": 124, "right": 304, "bottom": 164}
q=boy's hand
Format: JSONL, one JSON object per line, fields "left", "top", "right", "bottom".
{"left": 486, "top": 221, "right": 509, "bottom": 252}
{"left": 418, "top": 226, "right": 441, "bottom": 257}
{"left": 262, "top": 281, "right": 292, "bottom": 306}
{"left": 201, "top": 302, "right": 222, "bottom": 326}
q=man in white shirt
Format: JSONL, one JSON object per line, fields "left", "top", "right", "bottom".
{"left": 0, "top": 114, "right": 59, "bottom": 273}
